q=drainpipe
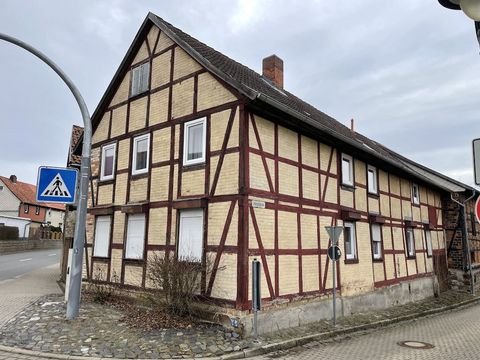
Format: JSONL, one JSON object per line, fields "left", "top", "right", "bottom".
{"left": 451, "top": 190, "right": 476, "bottom": 296}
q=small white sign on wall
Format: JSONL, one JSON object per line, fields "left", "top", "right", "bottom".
{"left": 252, "top": 200, "right": 266, "bottom": 209}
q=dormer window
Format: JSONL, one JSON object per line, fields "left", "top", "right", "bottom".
{"left": 130, "top": 62, "right": 150, "bottom": 97}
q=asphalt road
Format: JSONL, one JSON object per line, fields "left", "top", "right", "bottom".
{"left": 0, "top": 249, "right": 60, "bottom": 282}
{"left": 255, "top": 302, "right": 480, "bottom": 360}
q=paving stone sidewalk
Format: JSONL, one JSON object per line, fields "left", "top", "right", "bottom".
{"left": 0, "top": 290, "right": 478, "bottom": 359}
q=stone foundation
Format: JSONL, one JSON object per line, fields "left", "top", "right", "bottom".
{"left": 237, "top": 276, "right": 436, "bottom": 337}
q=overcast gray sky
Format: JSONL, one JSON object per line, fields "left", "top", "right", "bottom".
{"left": 0, "top": 0, "right": 479, "bottom": 187}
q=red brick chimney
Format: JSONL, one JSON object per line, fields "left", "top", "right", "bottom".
{"left": 9, "top": 175, "right": 17, "bottom": 183}
{"left": 262, "top": 55, "right": 284, "bottom": 89}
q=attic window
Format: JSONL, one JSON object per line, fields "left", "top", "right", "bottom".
{"left": 130, "top": 62, "right": 150, "bottom": 97}
{"left": 0, "top": 185, "right": 3, "bottom": 191}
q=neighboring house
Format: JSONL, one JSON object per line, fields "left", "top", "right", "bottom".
{"left": 444, "top": 193, "right": 480, "bottom": 291}
{"left": 82, "top": 13, "right": 477, "bottom": 334}
{"left": 0, "top": 215, "right": 31, "bottom": 238}
{"left": 0, "top": 175, "right": 65, "bottom": 230}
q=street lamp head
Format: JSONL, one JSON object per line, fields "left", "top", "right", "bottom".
{"left": 439, "top": 0, "right": 460, "bottom": 10}
{"left": 439, "top": 0, "right": 480, "bottom": 21}
{"left": 461, "top": 0, "right": 480, "bottom": 21}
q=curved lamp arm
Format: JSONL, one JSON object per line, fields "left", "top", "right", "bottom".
{"left": 0, "top": 32, "right": 91, "bottom": 319}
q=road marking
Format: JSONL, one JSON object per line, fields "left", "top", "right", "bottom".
{"left": 19, "top": 258, "right": 32, "bottom": 262}
{"left": 48, "top": 253, "right": 57, "bottom": 257}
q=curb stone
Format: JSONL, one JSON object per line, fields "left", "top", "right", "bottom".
{"left": 1, "top": 296, "right": 479, "bottom": 359}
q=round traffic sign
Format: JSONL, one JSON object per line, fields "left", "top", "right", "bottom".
{"left": 475, "top": 196, "right": 480, "bottom": 225}
{"left": 328, "top": 246, "right": 342, "bottom": 261}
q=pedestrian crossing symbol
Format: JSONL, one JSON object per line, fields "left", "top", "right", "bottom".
{"left": 41, "top": 174, "right": 72, "bottom": 197}
{"left": 36, "top": 167, "right": 78, "bottom": 204}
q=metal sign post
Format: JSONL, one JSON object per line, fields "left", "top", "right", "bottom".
{"left": 252, "top": 259, "right": 261, "bottom": 338}
{"left": 325, "top": 226, "right": 343, "bottom": 327}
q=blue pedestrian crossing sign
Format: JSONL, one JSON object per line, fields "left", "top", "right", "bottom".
{"left": 36, "top": 166, "right": 78, "bottom": 204}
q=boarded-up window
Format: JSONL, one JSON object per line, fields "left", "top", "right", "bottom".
{"left": 428, "top": 206, "right": 438, "bottom": 227}
{"left": 425, "top": 229, "right": 433, "bottom": 257}
{"left": 130, "top": 62, "right": 150, "bottom": 97}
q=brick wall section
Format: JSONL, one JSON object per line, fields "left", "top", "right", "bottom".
{"left": 0, "top": 239, "right": 62, "bottom": 254}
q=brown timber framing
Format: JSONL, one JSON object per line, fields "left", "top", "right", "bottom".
{"left": 86, "top": 16, "right": 452, "bottom": 311}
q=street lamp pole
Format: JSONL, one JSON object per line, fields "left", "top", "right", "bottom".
{"left": 0, "top": 32, "right": 92, "bottom": 319}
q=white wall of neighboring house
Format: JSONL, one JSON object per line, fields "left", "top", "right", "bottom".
{"left": 0, "top": 215, "right": 31, "bottom": 238}
{"left": 0, "top": 179, "right": 20, "bottom": 217}
{"left": 45, "top": 208, "right": 65, "bottom": 228}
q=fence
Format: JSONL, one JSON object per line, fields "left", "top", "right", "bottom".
{"left": 29, "top": 228, "right": 63, "bottom": 240}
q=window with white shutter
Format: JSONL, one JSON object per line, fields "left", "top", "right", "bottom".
{"left": 93, "top": 216, "right": 111, "bottom": 258}
{"left": 371, "top": 223, "right": 382, "bottom": 260}
{"left": 125, "top": 214, "right": 146, "bottom": 260}
{"left": 178, "top": 209, "right": 204, "bottom": 262}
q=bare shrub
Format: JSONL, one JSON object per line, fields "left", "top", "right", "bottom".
{"left": 88, "top": 268, "right": 120, "bottom": 304}
{"left": 148, "top": 254, "right": 208, "bottom": 316}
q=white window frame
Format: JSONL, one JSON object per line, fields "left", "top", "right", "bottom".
{"left": 341, "top": 153, "right": 354, "bottom": 186}
{"left": 35, "top": 206, "right": 40, "bottom": 215}
{"left": 23, "top": 204, "right": 29, "bottom": 213}
{"left": 93, "top": 216, "right": 111, "bottom": 258}
{"left": 100, "top": 143, "right": 116, "bottom": 181}
{"left": 425, "top": 229, "right": 433, "bottom": 257}
{"left": 125, "top": 214, "right": 146, "bottom": 260}
{"left": 132, "top": 134, "right": 150, "bottom": 175}
{"left": 183, "top": 117, "right": 207, "bottom": 166}
{"left": 406, "top": 228, "right": 415, "bottom": 258}
{"left": 178, "top": 209, "right": 204, "bottom": 262}
{"left": 344, "top": 221, "right": 357, "bottom": 260}
{"left": 412, "top": 183, "right": 420, "bottom": 205}
{"left": 367, "top": 165, "right": 378, "bottom": 194}
{"left": 130, "top": 62, "right": 150, "bottom": 97}
{"left": 371, "top": 223, "right": 382, "bottom": 260}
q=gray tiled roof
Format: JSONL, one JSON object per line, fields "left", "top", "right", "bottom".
{"left": 89, "top": 12, "right": 474, "bottom": 194}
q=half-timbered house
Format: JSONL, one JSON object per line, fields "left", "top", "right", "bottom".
{"left": 84, "top": 12, "right": 477, "bottom": 334}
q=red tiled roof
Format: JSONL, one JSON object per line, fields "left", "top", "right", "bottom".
{"left": 0, "top": 176, "right": 65, "bottom": 211}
